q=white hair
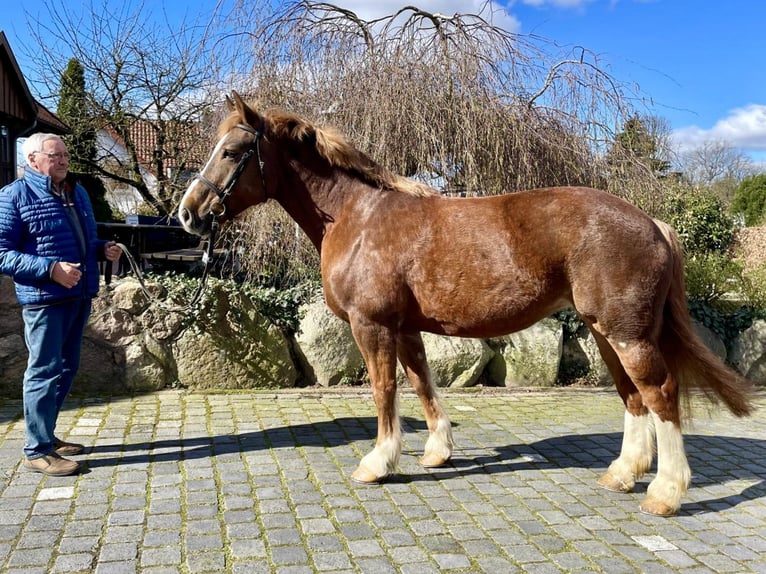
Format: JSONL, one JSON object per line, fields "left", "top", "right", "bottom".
{"left": 21, "top": 133, "right": 65, "bottom": 165}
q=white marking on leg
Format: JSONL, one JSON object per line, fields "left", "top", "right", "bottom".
{"left": 358, "top": 398, "right": 402, "bottom": 479}
{"left": 423, "top": 415, "right": 454, "bottom": 463}
{"left": 602, "top": 410, "right": 654, "bottom": 491}
{"left": 646, "top": 411, "right": 691, "bottom": 512}
{"left": 621, "top": 410, "right": 655, "bottom": 477}
{"left": 359, "top": 433, "right": 401, "bottom": 479}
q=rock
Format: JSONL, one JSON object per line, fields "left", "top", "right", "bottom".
{"left": 174, "top": 286, "right": 297, "bottom": 389}
{"left": 415, "top": 334, "right": 493, "bottom": 388}
{"left": 110, "top": 280, "right": 155, "bottom": 314}
{"left": 294, "top": 298, "right": 365, "bottom": 386}
{"left": 487, "top": 318, "right": 562, "bottom": 387}
{"left": 559, "top": 328, "right": 612, "bottom": 386}
{"left": 692, "top": 319, "right": 727, "bottom": 360}
{"left": 123, "top": 339, "right": 171, "bottom": 392}
{"left": 731, "top": 319, "right": 766, "bottom": 384}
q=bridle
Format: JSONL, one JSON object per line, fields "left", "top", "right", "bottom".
{"left": 194, "top": 122, "right": 267, "bottom": 223}
{"left": 188, "top": 122, "right": 267, "bottom": 277}
{"left": 111, "top": 122, "right": 268, "bottom": 312}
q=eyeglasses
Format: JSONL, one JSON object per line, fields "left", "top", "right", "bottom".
{"left": 35, "top": 151, "right": 70, "bottom": 161}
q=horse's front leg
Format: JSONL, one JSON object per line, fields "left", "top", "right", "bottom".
{"left": 397, "top": 332, "right": 453, "bottom": 468}
{"left": 349, "top": 318, "right": 401, "bottom": 484}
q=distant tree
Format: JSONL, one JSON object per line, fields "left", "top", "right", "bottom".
{"left": 227, "top": 1, "right": 652, "bottom": 196}
{"left": 57, "top": 58, "right": 96, "bottom": 173}
{"left": 677, "top": 139, "right": 753, "bottom": 207}
{"left": 57, "top": 58, "right": 111, "bottom": 221}
{"left": 732, "top": 174, "right": 766, "bottom": 226}
{"left": 608, "top": 115, "right": 672, "bottom": 175}
{"left": 26, "top": 0, "right": 227, "bottom": 216}
{"left": 604, "top": 115, "right": 672, "bottom": 213}
{"left": 219, "top": 0, "right": 654, "bottom": 284}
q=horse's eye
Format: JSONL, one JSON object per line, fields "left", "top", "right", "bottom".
{"left": 222, "top": 149, "right": 237, "bottom": 160}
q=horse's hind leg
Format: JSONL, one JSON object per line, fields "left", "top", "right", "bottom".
{"left": 348, "top": 318, "right": 401, "bottom": 484}
{"left": 589, "top": 328, "right": 656, "bottom": 494}
{"left": 609, "top": 339, "right": 691, "bottom": 516}
{"left": 397, "top": 332, "right": 453, "bottom": 467}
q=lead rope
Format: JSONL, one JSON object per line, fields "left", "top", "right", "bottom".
{"left": 111, "top": 218, "right": 219, "bottom": 312}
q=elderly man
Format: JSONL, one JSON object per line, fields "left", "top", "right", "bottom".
{"left": 0, "top": 133, "right": 121, "bottom": 476}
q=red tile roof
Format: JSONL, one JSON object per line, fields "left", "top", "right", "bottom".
{"left": 106, "top": 118, "right": 209, "bottom": 176}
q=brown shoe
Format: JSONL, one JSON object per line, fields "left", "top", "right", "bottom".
{"left": 53, "top": 437, "right": 85, "bottom": 456}
{"left": 23, "top": 453, "right": 81, "bottom": 476}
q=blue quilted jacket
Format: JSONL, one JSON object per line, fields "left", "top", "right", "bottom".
{"left": 0, "top": 168, "right": 106, "bottom": 306}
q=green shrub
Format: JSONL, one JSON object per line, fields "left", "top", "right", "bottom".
{"left": 685, "top": 254, "right": 764, "bottom": 346}
{"left": 684, "top": 252, "right": 743, "bottom": 304}
{"left": 740, "top": 262, "right": 766, "bottom": 313}
{"left": 732, "top": 174, "right": 766, "bottom": 226}
{"left": 663, "top": 187, "right": 735, "bottom": 254}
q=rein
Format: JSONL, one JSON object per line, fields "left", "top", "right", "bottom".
{"left": 113, "top": 226, "right": 218, "bottom": 312}
{"left": 112, "top": 122, "right": 266, "bottom": 312}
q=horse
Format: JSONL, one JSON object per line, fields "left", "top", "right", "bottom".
{"left": 178, "top": 92, "right": 754, "bottom": 516}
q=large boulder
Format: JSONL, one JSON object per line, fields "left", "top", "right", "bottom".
{"left": 559, "top": 327, "right": 611, "bottom": 386}
{"left": 486, "top": 318, "right": 563, "bottom": 387}
{"left": 731, "top": 319, "right": 766, "bottom": 384}
{"left": 174, "top": 284, "right": 298, "bottom": 389}
{"left": 293, "top": 298, "right": 365, "bottom": 386}
{"left": 294, "top": 299, "right": 494, "bottom": 388}
{"left": 692, "top": 320, "right": 727, "bottom": 360}
{"left": 415, "top": 334, "right": 493, "bottom": 388}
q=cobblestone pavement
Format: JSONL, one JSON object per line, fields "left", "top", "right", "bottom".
{"left": 0, "top": 388, "right": 765, "bottom": 574}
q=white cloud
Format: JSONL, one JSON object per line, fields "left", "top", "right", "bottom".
{"left": 671, "top": 104, "right": 766, "bottom": 153}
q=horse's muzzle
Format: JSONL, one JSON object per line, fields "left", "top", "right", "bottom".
{"left": 178, "top": 205, "right": 210, "bottom": 237}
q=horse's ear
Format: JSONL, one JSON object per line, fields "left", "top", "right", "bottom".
{"left": 229, "top": 91, "right": 263, "bottom": 129}
{"left": 225, "top": 94, "right": 235, "bottom": 111}
{"left": 230, "top": 91, "right": 244, "bottom": 109}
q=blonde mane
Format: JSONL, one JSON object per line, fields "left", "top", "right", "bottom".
{"left": 219, "top": 106, "right": 436, "bottom": 197}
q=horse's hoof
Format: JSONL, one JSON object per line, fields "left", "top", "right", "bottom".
{"left": 350, "top": 466, "right": 385, "bottom": 485}
{"left": 420, "top": 453, "right": 450, "bottom": 468}
{"left": 597, "top": 471, "right": 634, "bottom": 493}
{"left": 639, "top": 496, "right": 678, "bottom": 517}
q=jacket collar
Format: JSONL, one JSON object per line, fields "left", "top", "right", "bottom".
{"left": 23, "top": 167, "right": 72, "bottom": 201}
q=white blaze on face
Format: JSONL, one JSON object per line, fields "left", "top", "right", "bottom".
{"left": 180, "top": 133, "right": 230, "bottom": 214}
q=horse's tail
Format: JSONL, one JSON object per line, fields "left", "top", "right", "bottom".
{"left": 654, "top": 219, "right": 754, "bottom": 419}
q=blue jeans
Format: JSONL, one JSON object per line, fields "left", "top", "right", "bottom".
{"left": 22, "top": 298, "right": 92, "bottom": 459}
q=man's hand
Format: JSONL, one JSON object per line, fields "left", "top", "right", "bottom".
{"left": 51, "top": 262, "right": 82, "bottom": 289}
{"left": 104, "top": 241, "right": 122, "bottom": 262}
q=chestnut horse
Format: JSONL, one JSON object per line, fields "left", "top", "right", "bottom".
{"left": 179, "top": 92, "right": 753, "bottom": 516}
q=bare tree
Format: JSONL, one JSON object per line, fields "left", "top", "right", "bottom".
{"left": 677, "top": 139, "right": 754, "bottom": 207}
{"left": 213, "top": 1, "right": 660, "bottom": 285}
{"left": 681, "top": 140, "right": 754, "bottom": 185}
{"left": 225, "top": 0, "right": 651, "bottom": 195}
{"left": 21, "top": 0, "right": 234, "bottom": 216}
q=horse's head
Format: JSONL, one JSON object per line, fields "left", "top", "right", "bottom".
{"left": 178, "top": 92, "right": 268, "bottom": 237}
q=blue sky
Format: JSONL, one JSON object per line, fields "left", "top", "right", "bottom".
{"left": 3, "top": 0, "right": 765, "bottom": 163}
